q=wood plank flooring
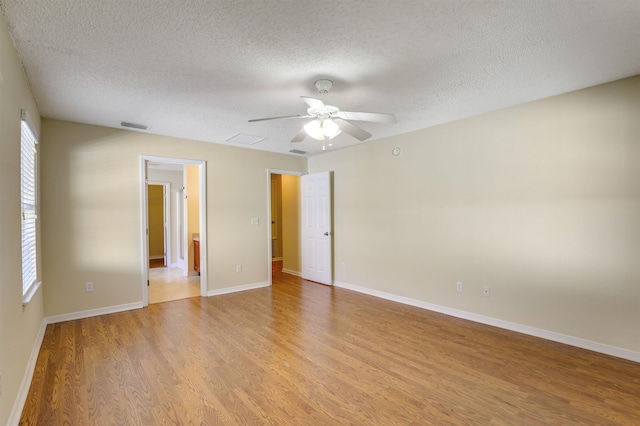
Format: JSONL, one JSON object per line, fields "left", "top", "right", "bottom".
{"left": 20, "top": 270, "right": 640, "bottom": 425}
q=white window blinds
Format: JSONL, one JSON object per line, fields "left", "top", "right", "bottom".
{"left": 21, "top": 110, "right": 38, "bottom": 297}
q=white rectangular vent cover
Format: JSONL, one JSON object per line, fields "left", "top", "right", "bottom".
{"left": 226, "top": 133, "right": 265, "bottom": 145}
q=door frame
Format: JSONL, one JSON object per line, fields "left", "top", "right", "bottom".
{"left": 267, "top": 169, "right": 305, "bottom": 286}
{"left": 147, "top": 181, "right": 171, "bottom": 267}
{"left": 141, "top": 155, "right": 208, "bottom": 306}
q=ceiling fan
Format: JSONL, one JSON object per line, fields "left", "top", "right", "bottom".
{"left": 249, "top": 79, "right": 396, "bottom": 143}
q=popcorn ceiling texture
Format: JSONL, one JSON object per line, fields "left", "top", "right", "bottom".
{"left": 1, "top": 0, "right": 639, "bottom": 156}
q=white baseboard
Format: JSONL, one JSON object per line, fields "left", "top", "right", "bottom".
{"left": 281, "top": 269, "right": 301, "bottom": 277}
{"left": 8, "top": 320, "right": 48, "bottom": 426}
{"left": 148, "top": 255, "right": 164, "bottom": 260}
{"left": 333, "top": 280, "right": 640, "bottom": 363}
{"left": 9, "top": 303, "right": 145, "bottom": 424}
{"left": 45, "top": 302, "right": 144, "bottom": 324}
{"left": 207, "top": 281, "right": 270, "bottom": 297}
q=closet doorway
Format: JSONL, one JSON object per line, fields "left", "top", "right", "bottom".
{"left": 267, "top": 169, "right": 304, "bottom": 282}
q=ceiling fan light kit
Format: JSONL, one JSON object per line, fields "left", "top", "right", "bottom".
{"left": 249, "top": 78, "right": 396, "bottom": 145}
{"left": 303, "top": 117, "right": 341, "bottom": 140}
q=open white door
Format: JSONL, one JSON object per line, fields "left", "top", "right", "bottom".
{"left": 301, "top": 171, "right": 333, "bottom": 285}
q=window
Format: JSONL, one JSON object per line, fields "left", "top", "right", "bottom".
{"left": 21, "top": 110, "right": 39, "bottom": 303}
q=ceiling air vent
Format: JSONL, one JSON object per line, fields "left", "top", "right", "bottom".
{"left": 289, "top": 149, "right": 306, "bottom": 155}
{"left": 121, "top": 121, "right": 148, "bottom": 130}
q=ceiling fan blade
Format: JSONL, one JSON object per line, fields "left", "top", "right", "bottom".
{"left": 248, "top": 114, "right": 313, "bottom": 123}
{"left": 334, "top": 118, "right": 372, "bottom": 141}
{"left": 291, "top": 128, "right": 307, "bottom": 143}
{"left": 301, "top": 96, "right": 327, "bottom": 112}
{"left": 335, "top": 111, "right": 397, "bottom": 124}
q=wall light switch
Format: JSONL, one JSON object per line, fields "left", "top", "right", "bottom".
{"left": 251, "top": 217, "right": 259, "bottom": 225}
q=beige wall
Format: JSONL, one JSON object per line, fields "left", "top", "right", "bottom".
{"left": 40, "top": 119, "right": 306, "bottom": 317}
{"left": 0, "top": 12, "right": 44, "bottom": 425}
{"left": 2, "top": 4, "right": 638, "bottom": 416}
{"left": 310, "top": 76, "right": 640, "bottom": 353}
{"left": 281, "top": 175, "right": 300, "bottom": 273}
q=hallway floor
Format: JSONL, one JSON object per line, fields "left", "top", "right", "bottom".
{"left": 149, "top": 267, "right": 200, "bottom": 304}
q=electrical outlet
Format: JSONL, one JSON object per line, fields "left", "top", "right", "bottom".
{"left": 456, "top": 281, "right": 463, "bottom": 292}
{"left": 483, "top": 285, "right": 490, "bottom": 297}
{"left": 85, "top": 282, "right": 93, "bottom": 292}
{"left": 236, "top": 264, "right": 242, "bottom": 273}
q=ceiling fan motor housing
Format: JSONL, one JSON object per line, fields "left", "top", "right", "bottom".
{"left": 314, "top": 79, "right": 333, "bottom": 94}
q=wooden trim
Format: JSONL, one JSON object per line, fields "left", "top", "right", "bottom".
{"left": 334, "top": 280, "right": 640, "bottom": 363}
{"left": 207, "top": 281, "right": 270, "bottom": 297}
{"left": 44, "top": 302, "right": 144, "bottom": 325}
{"left": 22, "top": 280, "right": 42, "bottom": 306}
{"left": 8, "top": 319, "right": 47, "bottom": 426}
{"left": 20, "top": 274, "right": 640, "bottom": 424}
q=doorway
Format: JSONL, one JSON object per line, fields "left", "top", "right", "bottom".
{"left": 147, "top": 182, "right": 169, "bottom": 268}
{"left": 141, "top": 156, "right": 208, "bottom": 306}
{"left": 267, "top": 169, "right": 304, "bottom": 284}
{"left": 267, "top": 170, "right": 334, "bottom": 286}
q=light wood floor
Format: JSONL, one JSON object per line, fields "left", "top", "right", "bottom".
{"left": 148, "top": 266, "right": 200, "bottom": 304}
{"left": 20, "top": 270, "right": 640, "bottom": 425}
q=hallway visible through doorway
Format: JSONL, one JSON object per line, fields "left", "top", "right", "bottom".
{"left": 142, "top": 155, "right": 207, "bottom": 306}
{"left": 148, "top": 266, "right": 200, "bottom": 304}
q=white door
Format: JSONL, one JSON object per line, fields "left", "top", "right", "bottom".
{"left": 301, "top": 171, "right": 333, "bottom": 285}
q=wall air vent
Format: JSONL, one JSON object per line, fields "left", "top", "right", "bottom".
{"left": 121, "top": 121, "right": 148, "bottom": 130}
{"left": 289, "top": 149, "right": 306, "bottom": 155}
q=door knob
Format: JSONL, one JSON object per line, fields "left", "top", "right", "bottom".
{"left": 324, "top": 231, "right": 331, "bottom": 236}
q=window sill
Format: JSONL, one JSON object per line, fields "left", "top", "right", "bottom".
{"left": 22, "top": 280, "right": 42, "bottom": 306}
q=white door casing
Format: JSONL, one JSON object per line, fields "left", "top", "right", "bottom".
{"left": 162, "top": 184, "right": 168, "bottom": 266}
{"left": 266, "top": 169, "right": 305, "bottom": 285}
{"left": 301, "top": 171, "right": 333, "bottom": 285}
{"left": 140, "top": 156, "right": 207, "bottom": 306}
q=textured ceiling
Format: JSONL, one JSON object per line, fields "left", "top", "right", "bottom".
{"left": 1, "top": 1, "right": 639, "bottom": 156}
